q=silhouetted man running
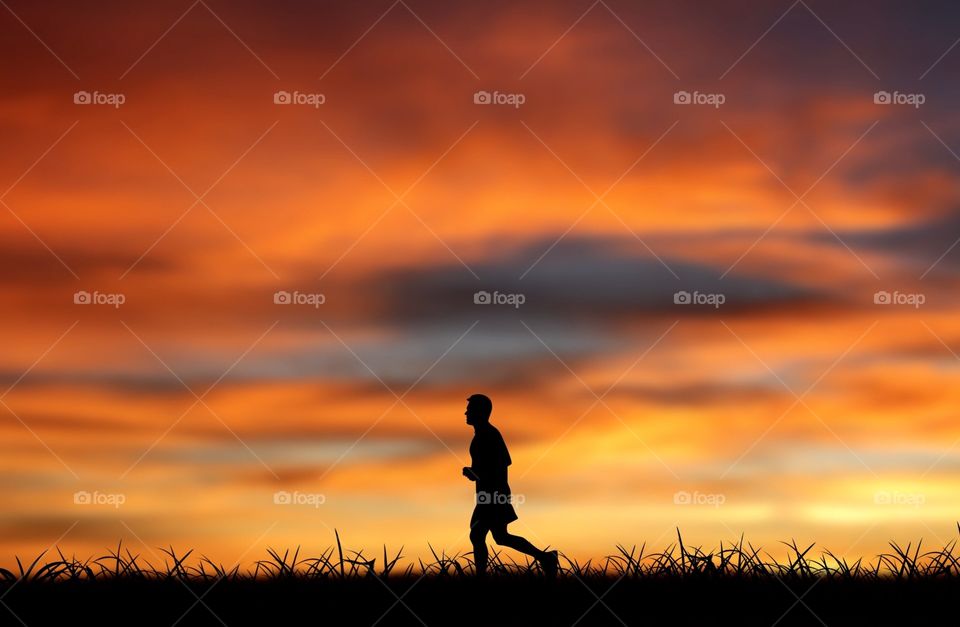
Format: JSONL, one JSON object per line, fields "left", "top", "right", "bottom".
{"left": 462, "top": 393, "right": 558, "bottom": 577}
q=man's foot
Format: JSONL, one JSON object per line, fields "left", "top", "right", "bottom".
{"left": 539, "top": 550, "right": 559, "bottom": 578}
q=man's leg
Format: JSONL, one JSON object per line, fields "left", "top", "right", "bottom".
{"left": 469, "top": 521, "right": 490, "bottom": 575}
{"left": 491, "top": 524, "right": 559, "bottom": 576}
{"left": 490, "top": 524, "right": 546, "bottom": 560}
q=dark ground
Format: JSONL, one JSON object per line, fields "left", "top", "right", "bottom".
{"left": 2, "top": 576, "right": 957, "bottom": 626}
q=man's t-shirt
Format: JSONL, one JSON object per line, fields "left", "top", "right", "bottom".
{"left": 469, "top": 423, "right": 511, "bottom": 495}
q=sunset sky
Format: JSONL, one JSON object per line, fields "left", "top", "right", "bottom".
{"left": 3, "top": 0, "right": 960, "bottom": 568}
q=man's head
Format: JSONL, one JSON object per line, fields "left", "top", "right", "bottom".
{"left": 465, "top": 393, "right": 493, "bottom": 425}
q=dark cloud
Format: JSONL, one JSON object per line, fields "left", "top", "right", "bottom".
{"left": 0, "top": 233, "right": 834, "bottom": 394}
{"left": 605, "top": 381, "right": 787, "bottom": 406}
{"left": 0, "top": 239, "right": 176, "bottom": 287}
{"left": 822, "top": 210, "right": 960, "bottom": 276}
{"left": 359, "top": 233, "right": 831, "bottom": 327}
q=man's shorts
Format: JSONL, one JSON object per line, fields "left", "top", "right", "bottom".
{"left": 470, "top": 489, "right": 519, "bottom": 528}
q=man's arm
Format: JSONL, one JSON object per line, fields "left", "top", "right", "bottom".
{"left": 462, "top": 466, "right": 479, "bottom": 481}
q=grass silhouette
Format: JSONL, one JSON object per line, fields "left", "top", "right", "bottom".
{"left": 7, "top": 527, "right": 960, "bottom": 581}
{"left": 3, "top": 528, "right": 960, "bottom": 625}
